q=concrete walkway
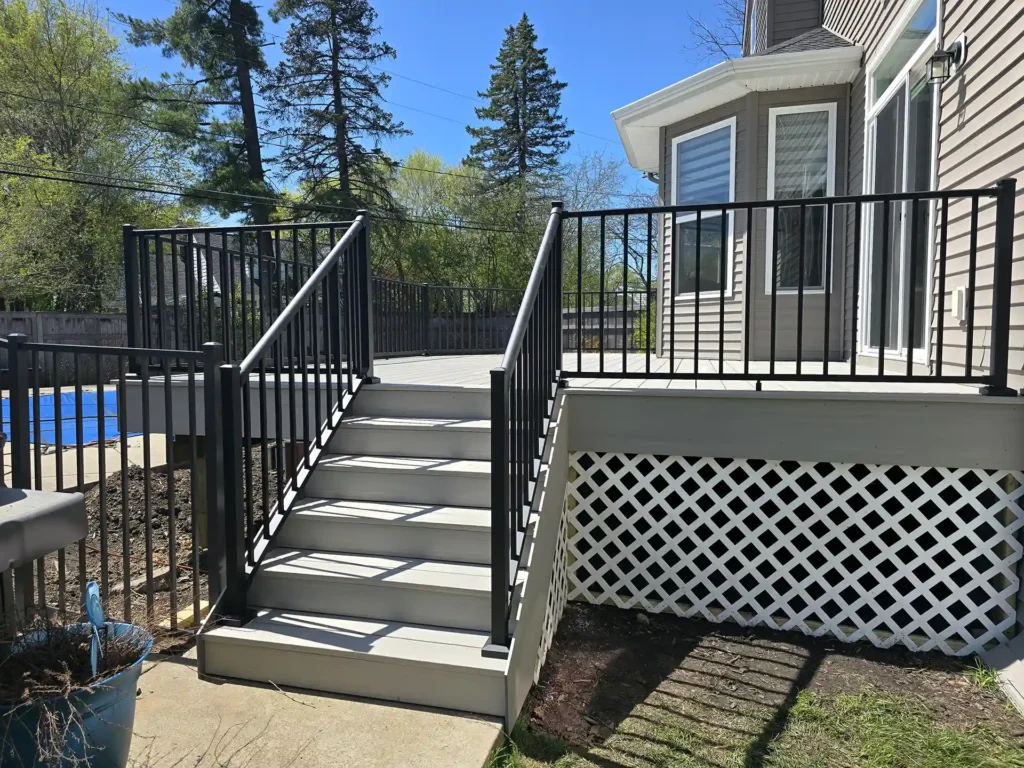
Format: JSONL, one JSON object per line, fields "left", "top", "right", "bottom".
{"left": 129, "top": 649, "right": 503, "bottom": 768}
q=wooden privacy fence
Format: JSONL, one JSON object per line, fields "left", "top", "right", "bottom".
{"left": 0, "top": 313, "right": 128, "bottom": 387}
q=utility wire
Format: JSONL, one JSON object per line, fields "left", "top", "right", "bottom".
{"left": 0, "top": 162, "right": 527, "bottom": 234}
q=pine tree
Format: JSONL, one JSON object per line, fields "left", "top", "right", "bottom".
{"left": 116, "top": 0, "right": 275, "bottom": 224}
{"left": 467, "top": 14, "right": 573, "bottom": 185}
{"left": 263, "top": 0, "right": 407, "bottom": 213}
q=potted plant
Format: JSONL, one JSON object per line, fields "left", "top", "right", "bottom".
{"left": 0, "top": 583, "right": 153, "bottom": 767}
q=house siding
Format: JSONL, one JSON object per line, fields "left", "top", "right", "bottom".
{"left": 826, "top": 0, "right": 1024, "bottom": 388}
{"left": 935, "top": 0, "right": 1024, "bottom": 388}
{"left": 754, "top": 0, "right": 823, "bottom": 52}
{"left": 659, "top": 98, "right": 750, "bottom": 359}
{"left": 748, "top": 86, "right": 850, "bottom": 361}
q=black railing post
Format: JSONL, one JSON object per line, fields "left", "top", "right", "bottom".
{"left": 355, "top": 212, "right": 377, "bottom": 381}
{"left": 982, "top": 178, "right": 1017, "bottom": 396}
{"left": 123, "top": 225, "right": 140, "bottom": 355}
{"left": 6, "top": 334, "right": 31, "bottom": 490}
{"left": 202, "top": 342, "right": 226, "bottom": 605}
{"left": 483, "top": 367, "right": 510, "bottom": 658}
{"left": 420, "top": 284, "right": 431, "bottom": 355}
{"left": 219, "top": 362, "right": 249, "bottom": 624}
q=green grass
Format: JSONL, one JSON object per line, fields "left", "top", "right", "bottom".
{"left": 493, "top": 692, "right": 1024, "bottom": 768}
{"left": 966, "top": 657, "right": 1001, "bottom": 691}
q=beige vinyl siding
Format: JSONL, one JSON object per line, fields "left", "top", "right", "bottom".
{"left": 659, "top": 98, "right": 749, "bottom": 359}
{"left": 935, "top": 0, "right": 1024, "bottom": 388}
{"left": 748, "top": 86, "right": 850, "bottom": 361}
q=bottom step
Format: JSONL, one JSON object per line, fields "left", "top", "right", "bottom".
{"left": 202, "top": 609, "right": 507, "bottom": 716}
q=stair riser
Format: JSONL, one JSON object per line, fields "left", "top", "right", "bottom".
{"left": 305, "top": 469, "right": 490, "bottom": 507}
{"left": 330, "top": 427, "right": 491, "bottom": 460}
{"left": 276, "top": 516, "right": 492, "bottom": 565}
{"left": 352, "top": 387, "right": 490, "bottom": 420}
{"left": 249, "top": 575, "right": 491, "bottom": 632}
{"left": 202, "top": 639, "right": 504, "bottom": 716}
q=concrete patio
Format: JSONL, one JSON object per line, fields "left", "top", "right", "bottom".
{"left": 130, "top": 649, "right": 502, "bottom": 768}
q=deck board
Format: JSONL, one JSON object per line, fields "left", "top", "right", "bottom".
{"left": 372, "top": 353, "right": 983, "bottom": 395}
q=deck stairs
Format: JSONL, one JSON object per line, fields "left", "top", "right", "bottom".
{"left": 200, "top": 384, "right": 515, "bottom": 716}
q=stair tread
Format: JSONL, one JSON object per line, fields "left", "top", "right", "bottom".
{"left": 317, "top": 453, "right": 490, "bottom": 477}
{"left": 205, "top": 608, "right": 505, "bottom": 675}
{"left": 290, "top": 497, "right": 489, "bottom": 530}
{"left": 342, "top": 416, "right": 490, "bottom": 432}
{"left": 258, "top": 548, "right": 494, "bottom": 592}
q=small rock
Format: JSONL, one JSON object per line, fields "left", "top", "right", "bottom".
{"left": 637, "top": 613, "right": 650, "bottom": 625}
{"left": 136, "top": 688, "right": 142, "bottom": 697}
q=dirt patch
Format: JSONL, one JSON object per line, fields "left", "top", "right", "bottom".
{"left": 524, "top": 602, "right": 1024, "bottom": 763}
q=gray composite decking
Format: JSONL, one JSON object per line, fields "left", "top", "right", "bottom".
{"left": 374, "top": 353, "right": 983, "bottom": 395}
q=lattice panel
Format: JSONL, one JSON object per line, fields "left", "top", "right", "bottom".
{"left": 565, "top": 453, "right": 1024, "bottom": 656}
{"left": 535, "top": 507, "right": 569, "bottom": 682}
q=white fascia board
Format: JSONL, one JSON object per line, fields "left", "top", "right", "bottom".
{"left": 612, "top": 46, "right": 863, "bottom": 172}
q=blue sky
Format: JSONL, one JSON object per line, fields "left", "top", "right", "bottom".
{"left": 104, "top": 0, "right": 723, "bottom": 183}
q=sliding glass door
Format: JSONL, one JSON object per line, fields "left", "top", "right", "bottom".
{"left": 862, "top": 0, "right": 938, "bottom": 360}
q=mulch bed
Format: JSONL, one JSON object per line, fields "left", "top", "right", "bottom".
{"left": 37, "top": 446, "right": 279, "bottom": 652}
{"left": 526, "top": 602, "right": 1024, "bottom": 751}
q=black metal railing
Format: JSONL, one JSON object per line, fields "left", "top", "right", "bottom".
{"left": 560, "top": 180, "right": 1017, "bottom": 393}
{"left": 562, "top": 290, "right": 656, "bottom": 353}
{"left": 215, "top": 213, "right": 374, "bottom": 622}
{"left": 485, "top": 203, "right": 563, "bottom": 656}
{"left": 372, "top": 279, "right": 524, "bottom": 357}
{"left": 1, "top": 334, "right": 213, "bottom": 638}
{"left": 125, "top": 221, "right": 353, "bottom": 364}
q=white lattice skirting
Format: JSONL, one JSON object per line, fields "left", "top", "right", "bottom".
{"left": 565, "top": 453, "right": 1024, "bottom": 656}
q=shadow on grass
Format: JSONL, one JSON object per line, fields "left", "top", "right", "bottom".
{"left": 505, "top": 603, "right": 1013, "bottom": 768}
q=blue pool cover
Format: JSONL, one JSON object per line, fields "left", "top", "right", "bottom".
{"left": 0, "top": 391, "right": 140, "bottom": 446}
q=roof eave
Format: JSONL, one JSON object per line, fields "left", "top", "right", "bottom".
{"left": 612, "top": 46, "right": 864, "bottom": 172}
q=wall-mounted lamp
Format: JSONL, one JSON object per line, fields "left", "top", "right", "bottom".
{"left": 928, "top": 36, "right": 967, "bottom": 84}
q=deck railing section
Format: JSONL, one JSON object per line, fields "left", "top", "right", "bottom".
{"left": 1, "top": 335, "right": 213, "bottom": 635}
{"left": 562, "top": 180, "right": 1017, "bottom": 393}
{"left": 216, "top": 213, "right": 374, "bottom": 623}
{"left": 484, "top": 203, "right": 564, "bottom": 656}
{"left": 124, "top": 221, "right": 353, "bottom": 365}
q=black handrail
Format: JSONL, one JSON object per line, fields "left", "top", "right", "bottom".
{"left": 216, "top": 213, "right": 375, "bottom": 624}
{"left": 485, "top": 202, "right": 563, "bottom": 657}
{"left": 562, "top": 181, "right": 1018, "bottom": 392}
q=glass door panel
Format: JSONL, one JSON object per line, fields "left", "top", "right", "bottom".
{"left": 904, "top": 66, "right": 934, "bottom": 350}
{"left": 868, "top": 89, "right": 904, "bottom": 352}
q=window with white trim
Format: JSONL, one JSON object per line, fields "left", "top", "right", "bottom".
{"left": 671, "top": 117, "right": 735, "bottom": 296}
{"left": 766, "top": 104, "right": 836, "bottom": 293}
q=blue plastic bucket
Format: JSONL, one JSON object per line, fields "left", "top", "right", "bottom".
{"left": 0, "top": 623, "right": 153, "bottom": 768}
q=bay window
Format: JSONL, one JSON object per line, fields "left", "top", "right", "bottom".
{"left": 671, "top": 117, "right": 735, "bottom": 297}
{"left": 766, "top": 104, "right": 837, "bottom": 293}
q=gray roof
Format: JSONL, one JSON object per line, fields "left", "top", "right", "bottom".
{"left": 755, "top": 26, "right": 855, "bottom": 56}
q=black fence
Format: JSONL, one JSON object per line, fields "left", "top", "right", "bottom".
{"left": 216, "top": 214, "right": 374, "bottom": 622}
{"left": 125, "top": 221, "right": 353, "bottom": 365}
{"left": 485, "top": 204, "right": 563, "bottom": 656}
{"left": 560, "top": 181, "right": 1017, "bottom": 393}
{"left": 1, "top": 336, "right": 211, "bottom": 640}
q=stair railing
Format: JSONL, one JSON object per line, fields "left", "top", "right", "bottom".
{"left": 214, "top": 212, "right": 375, "bottom": 624}
{"left": 484, "top": 202, "right": 564, "bottom": 657}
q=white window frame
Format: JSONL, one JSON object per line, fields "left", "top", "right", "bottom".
{"left": 670, "top": 115, "right": 737, "bottom": 300}
{"left": 858, "top": 0, "right": 940, "bottom": 365}
{"left": 764, "top": 103, "right": 838, "bottom": 295}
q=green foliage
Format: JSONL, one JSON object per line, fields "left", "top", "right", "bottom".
{"left": 466, "top": 14, "right": 573, "bottom": 186}
{"left": 0, "top": 1, "right": 191, "bottom": 311}
{"left": 965, "top": 658, "right": 1001, "bottom": 691}
{"left": 116, "top": 0, "right": 275, "bottom": 223}
{"left": 263, "top": 0, "right": 407, "bottom": 214}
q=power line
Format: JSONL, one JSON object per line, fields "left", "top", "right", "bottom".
{"left": 372, "top": 65, "right": 617, "bottom": 144}
{"left": 0, "top": 162, "right": 526, "bottom": 234}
